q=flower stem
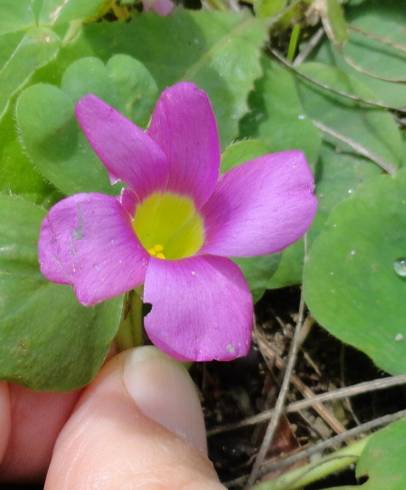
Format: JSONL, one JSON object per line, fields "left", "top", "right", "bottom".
{"left": 287, "top": 24, "right": 301, "bottom": 62}
{"left": 252, "top": 436, "right": 369, "bottom": 490}
{"left": 115, "top": 288, "right": 144, "bottom": 351}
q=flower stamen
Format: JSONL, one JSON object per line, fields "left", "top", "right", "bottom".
{"left": 132, "top": 192, "right": 204, "bottom": 260}
{"left": 148, "top": 244, "right": 166, "bottom": 259}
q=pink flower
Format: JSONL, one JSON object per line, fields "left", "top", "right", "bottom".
{"left": 142, "top": 0, "right": 174, "bottom": 16}
{"left": 38, "top": 82, "right": 317, "bottom": 362}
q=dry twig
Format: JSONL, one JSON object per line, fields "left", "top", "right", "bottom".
{"left": 227, "top": 409, "right": 406, "bottom": 487}
{"left": 245, "top": 292, "right": 307, "bottom": 487}
{"left": 259, "top": 408, "right": 406, "bottom": 476}
{"left": 256, "top": 328, "right": 346, "bottom": 435}
{"left": 208, "top": 374, "right": 406, "bottom": 436}
{"left": 312, "top": 120, "right": 397, "bottom": 175}
{"left": 293, "top": 27, "right": 325, "bottom": 66}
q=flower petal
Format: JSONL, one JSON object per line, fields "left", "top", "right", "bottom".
{"left": 39, "top": 193, "right": 149, "bottom": 306}
{"left": 201, "top": 151, "right": 317, "bottom": 257}
{"left": 76, "top": 95, "right": 169, "bottom": 200}
{"left": 143, "top": 0, "right": 174, "bottom": 15}
{"left": 148, "top": 82, "right": 221, "bottom": 207}
{"left": 143, "top": 255, "right": 253, "bottom": 361}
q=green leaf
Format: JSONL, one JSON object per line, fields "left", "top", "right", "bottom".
{"left": 61, "top": 56, "right": 113, "bottom": 101}
{"left": 0, "top": 27, "right": 60, "bottom": 121}
{"left": 221, "top": 139, "right": 281, "bottom": 300}
{"left": 221, "top": 138, "right": 272, "bottom": 173}
{"left": 0, "top": 1, "right": 35, "bottom": 36}
{"left": 0, "top": 108, "right": 57, "bottom": 205}
{"left": 128, "top": 11, "right": 266, "bottom": 146}
{"left": 37, "top": 0, "right": 109, "bottom": 26}
{"left": 328, "top": 419, "right": 406, "bottom": 490}
{"left": 235, "top": 255, "right": 281, "bottom": 302}
{"left": 106, "top": 54, "right": 158, "bottom": 128}
{"left": 325, "top": 0, "right": 348, "bottom": 46}
{"left": 0, "top": 31, "right": 23, "bottom": 68}
{"left": 240, "top": 58, "right": 322, "bottom": 166}
{"left": 266, "top": 241, "right": 304, "bottom": 289}
{"left": 304, "top": 169, "right": 406, "bottom": 374}
{"left": 16, "top": 55, "right": 158, "bottom": 195}
{"left": 313, "top": 145, "right": 381, "bottom": 232}
{"left": 43, "top": 11, "right": 267, "bottom": 147}
{"left": 16, "top": 83, "right": 112, "bottom": 196}
{"left": 254, "top": 0, "right": 287, "bottom": 19}
{"left": 61, "top": 54, "right": 158, "bottom": 127}
{"left": 0, "top": 195, "right": 123, "bottom": 390}
{"left": 337, "top": 0, "right": 406, "bottom": 109}
{"left": 297, "top": 62, "right": 403, "bottom": 168}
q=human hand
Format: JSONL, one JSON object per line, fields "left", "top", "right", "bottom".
{"left": 0, "top": 347, "right": 224, "bottom": 489}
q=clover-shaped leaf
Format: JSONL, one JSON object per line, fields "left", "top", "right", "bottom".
{"left": 304, "top": 169, "right": 406, "bottom": 374}
{"left": 16, "top": 55, "right": 158, "bottom": 196}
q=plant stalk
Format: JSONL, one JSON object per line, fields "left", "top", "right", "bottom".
{"left": 115, "top": 288, "right": 144, "bottom": 351}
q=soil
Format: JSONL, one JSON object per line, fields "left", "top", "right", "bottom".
{"left": 192, "top": 287, "right": 406, "bottom": 488}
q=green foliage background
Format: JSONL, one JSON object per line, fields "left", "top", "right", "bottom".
{"left": 1, "top": 0, "right": 405, "bottom": 401}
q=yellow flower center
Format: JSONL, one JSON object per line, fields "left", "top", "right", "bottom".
{"left": 132, "top": 192, "right": 205, "bottom": 260}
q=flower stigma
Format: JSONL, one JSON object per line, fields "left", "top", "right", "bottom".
{"left": 132, "top": 192, "right": 205, "bottom": 260}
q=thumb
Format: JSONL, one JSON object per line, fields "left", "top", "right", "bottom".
{"left": 45, "top": 347, "right": 225, "bottom": 490}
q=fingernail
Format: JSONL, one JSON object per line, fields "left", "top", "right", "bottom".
{"left": 123, "top": 346, "right": 207, "bottom": 455}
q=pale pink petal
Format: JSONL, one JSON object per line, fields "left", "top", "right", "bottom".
{"left": 143, "top": 255, "right": 253, "bottom": 361}
{"left": 143, "top": 0, "right": 174, "bottom": 15}
{"left": 201, "top": 151, "right": 317, "bottom": 257}
{"left": 148, "top": 82, "right": 221, "bottom": 207}
{"left": 76, "top": 95, "right": 169, "bottom": 201}
{"left": 39, "top": 193, "right": 149, "bottom": 306}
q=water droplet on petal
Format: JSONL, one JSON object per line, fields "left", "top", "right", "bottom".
{"left": 394, "top": 333, "right": 404, "bottom": 342}
{"left": 191, "top": 270, "right": 196, "bottom": 276}
{"left": 393, "top": 258, "right": 406, "bottom": 277}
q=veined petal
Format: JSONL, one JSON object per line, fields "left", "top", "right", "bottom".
{"left": 148, "top": 82, "right": 221, "bottom": 207}
{"left": 39, "top": 193, "right": 149, "bottom": 306}
{"left": 201, "top": 151, "right": 317, "bottom": 257}
{"left": 143, "top": 255, "right": 253, "bottom": 361}
{"left": 76, "top": 95, "right": 169, "bottom": 201}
